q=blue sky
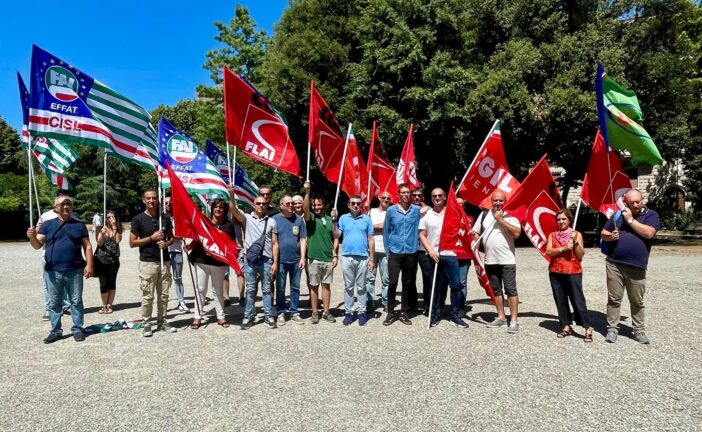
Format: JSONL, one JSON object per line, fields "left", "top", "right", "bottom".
{"left": 0, "top": 0, "right": 287, "bottom": 132}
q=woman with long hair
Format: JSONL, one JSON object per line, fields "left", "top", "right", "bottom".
{"left": 95, "top": 211, "right": 122, "bottom": 314}
{"left": 545, "top": 208, "right": 592, "bottom": 342}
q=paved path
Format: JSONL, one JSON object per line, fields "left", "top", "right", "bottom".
{"left": 0, "top": 242, "right": 700, "bottom": 431}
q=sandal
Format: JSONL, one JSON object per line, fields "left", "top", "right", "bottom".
{"left": 105, "top": 305, "right": 113, "bottom": 314}
{"left": 557, "top": 327, "right": 572, "bottom": 338}
{"left": 584, "top": 329, "right": 593, "bottom": 343}
{"left": 217, "top": 319, "right": 230, "bottom": 328}
{"left": 190, "top": 320, "right": 202, "bottom": 330}
{"left": 98, "top": 306, "right": 107, "bottom": 314}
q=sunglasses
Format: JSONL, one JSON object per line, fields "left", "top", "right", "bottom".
{"left": 412, "top": 194, "right": 423, "bottom": 198}
{"left": 432, "top": 194, "right": 444, "bottom": 198}
{"left": 254, "top": 202, "right": 266, "bottom": 206}
{"left": 380, "top": 197, "right": 391, "bottom": 201}
{"left": 349, "top": 202, "right": 362, "bottom": 206}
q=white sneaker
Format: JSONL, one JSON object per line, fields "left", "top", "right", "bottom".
{"left": 178, "top": 302, "right": 190, "bottom": 313}
{"left": 507, "top": 321, "right": 520, "bottom": 334}
{"left": 277, "top": 314, "right": 286, "bottom": 326}
{"left": 291, "top": 313, "right": 305, "bottom": 325}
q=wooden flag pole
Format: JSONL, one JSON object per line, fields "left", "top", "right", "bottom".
{"left": 333, "top": 124, "right": 353, "bottom": 211}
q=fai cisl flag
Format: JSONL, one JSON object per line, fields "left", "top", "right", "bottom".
{"left": 395, "top": 123, "right": 420, "bottom": 189}
{"left": 167, "top": 163, "right": 242, "bottom": 275}
{"left": 223, "top": 67, "right": 299, "bottom": 176}
{"left": 581, "top": 130, "right": 631, "bottom": 218}
{"left": 308, "top": 81, "right": 346, "bottom": 184}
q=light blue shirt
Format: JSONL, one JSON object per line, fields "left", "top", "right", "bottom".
{"left": 337, "top": 213, "right": 373, "bottom": 257}
{"left": 383, "top": 204, "right": 420, "bottom": 254}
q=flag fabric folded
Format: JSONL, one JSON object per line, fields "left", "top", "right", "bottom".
{"left": 308, "top": 81, "right": 346, "bottom": 184}
{"left": 395, "top": 123, "right": 420, "bottom": 189}
{"left": 205, "top": 139, "right": 231, "bottom": 180}
{"left": 457, "top": 120, "right": 520, "bottom": 208}
{"left": 596, "top": 63, "right": 662, "bottom": 166}
{"left": 157, "top": 118, "right": 229, "bottom": 200}
{"left": 339, "top": 126, "right": 369, "bottom": 200}
{"left": 366, "top": 121, "right": 397, "bottom": 201}
{"left": 204, "top": 139, "right": 259, "bottom": 209}
{"left": 223, "top": 67, "right": 299, "bottom": 176}
{"left": 581, "top": 130, "right": 631, "bottom": 218}
{"left": 27, "top": 45, "right": 157, "bottom": 170}
{"left": 167, "top": 163, "right": 241, "bottom": 275}
{"left": 504, "top": 155, "right": 561, "bottom": 260}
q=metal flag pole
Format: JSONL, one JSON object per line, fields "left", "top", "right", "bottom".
{"left": 186, "top": 255, "right": 203, "bottom": 320}
{"left": 456, "top": 119, "right": 500, "bottom": 192}
{"left": 426, "top": 263, "right": 439, "bottom": 330}
{"left": 333, "top": 123, "right": 353, "bottom": 211}
{"left": 103, "top": 149, "right": 108, "bottom": 223}
{"left": 30, "top": 162, "right": 42, "bottom": 218}
{"left": 26, "top": 132, "right": 34, "bottom": 228}
{"left": 158, "top": 186, "right": 164, "bottom": 271}
{"left": 226, "top": 141, "right": 233, "bottom": 186}
{"left": 573, "top": 197, "right": 583, "bottom": 231}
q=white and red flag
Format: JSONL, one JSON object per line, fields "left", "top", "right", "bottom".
{"left": 224, "top": 67, "right": 299, "bottom": 176}
{"left": 366, "top": 121, "right": 397, "bottom": 201}
{"left": 395, "top": 123, "right": 420, "bottom": 189}
{"left": 457, "top": 120, "right": 520, "bottom": 208}
{"left": 581, "top": 130, "right": 631, "bottom": 218}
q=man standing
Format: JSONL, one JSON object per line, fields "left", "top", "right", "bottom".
{"left": 37, "top": 192, "right": 72, "bottom": 320}
{"left": 92, "top": 212, "right": 102, "bottom": 233}
{"left": 303, "top": 181, "right": 339, "bottom": 324}
{"left": 129, "top": 189, "right": 176, "bottom": 337}
{"left": 413, "top": 187, "right": 434, "bottom": 314}
{"left": 292, "top": 195, "right": 304, "bottom": 217}
{"left": 472, "top": 191, "right": 522, "bottom": 333}
{"left": 419, "top": 188, "right": 470, "bottom": 328}
{"left": 366, "top": 192, "right": 392, "bottom": 312}
{"left": 230, "top": 188, "right": 279, "bottom": 329}
{"left": 164, "top": 195, "right": 189, "bottom": 313}
{"left": 336, "top": 196, "right": 375, "bottom": 326}
{"left": 274, "top": 195, "right": 307, "bottom": 325}
{"left": 600, "top": 189, "right": 659, "bottom": 344}
{"left": 27, "top": 195, "right": 93, "bottom": 343}
{"left": 383, "top": 184, "right": 421, "bottom": 326}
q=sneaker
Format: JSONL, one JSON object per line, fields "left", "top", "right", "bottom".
{"left": 358, "top": 313, "right": 368, "bottom": 326}
{"left": 343, "top": 314, "right": 354, "bottom": 326}
{"left": 486, "top": 317, "right": 508, "bottom": 328}
{"left": 507, "top": 321, "right": 520, "bottom": 334}
{"left": 451, "top": 316, "right": 469, "bottom": 328}
{"left": 238, "top": 298, "right": 246, "bottom": 307}
{"left": 178, "top": 302, "right": 190, "bottom": 313}
{"left": 383, "top": 312, "right": 397, "bottom": 327}
{"left": 398, "top": 313, "right": 412, "bottom": 325}
{"left": 277, "top": 314, "right": 286, "bottom": 326}
{"left": 73, "top": 331, "right": 86, "bottom": 342}
{"left": 158, "top": 321, "right": 177, "bottom": 333}
{"left": 605, "top": 330, "right": 618, "bottom": 343}
{"left": 322, "top": 312, "right": 336, "bottom": 323}
{"left": 43, "top": 333, "right": 61, "bottom": 344}
{"left": 42, "top": 311, "right": 49, "bottom": 321}
{"left": 264, "top": 317, "right": 277, "bottom": 329}
{"left": 310, "top": 312, "right": 320, "bottom": 325}
{"left": 224, "top": 299, "right": 231, "bottom": 307}
{"left": 240, "top": 319, "right": 252, "bottom": 330}
{"left": 633, "top": 331, "right": 650, "bottom": 345}
{"left": 430, "top": 313, "right": 441, "bottom": 327}
{"left": 142, "top": 323, "right": 153, "bottom": 337}
{"left": 291, "top": 313, "right": 305, "bottom": 325}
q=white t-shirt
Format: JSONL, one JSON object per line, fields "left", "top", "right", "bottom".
{"left": 475, "top": 210, "right": 520, "bottom": 265}
{"left": 369, "top": 207, "right": 386, "bottom": 253}
{"left": 168, "top": 216, "right": 183, "bottom": 253}
{"left": 418, "top": 207, "right": 455, "bottom": 256}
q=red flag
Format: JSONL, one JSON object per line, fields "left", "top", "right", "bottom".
{"left": 470, "top": 233, "right": 496, "bottom": 304}
{"left": 504, "top": 155, "right": 561, "bottom": 260}
{"left": 339, "top": 127, "right": 369, "bottom": 200}
{"left": 366, "top": 121, "right": 397, "bottom": 201}
{"left": 395, "top": 123, "right": 420, "bottom": 189}
{"left": 308, "top": 81, "right": 346, "bottom": 183}
{"left": 223, "top": 67, "right": 299, "bottom": 176}
{"left": 167, "top": 163, "right": 242, "bottom": 275}
{"left": 457, "top": 120, "right": 520, "bottom": 208}
{"left": 581, "top": 130, "right": 631, "bottom": 218}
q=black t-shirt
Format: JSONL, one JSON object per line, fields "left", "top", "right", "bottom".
{"left": 189, "top": 220, "right": 238, "bottom": 266}
{"left": 131, "top": 212, "right": 173, "bottom": 262}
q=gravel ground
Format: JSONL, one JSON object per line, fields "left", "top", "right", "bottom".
{"left": 0, "top": 241, "right": 700, "bottom": 431}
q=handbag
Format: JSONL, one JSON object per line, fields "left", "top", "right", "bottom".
{"left": 245, "top": 217, "right": 269, "bottom": 266}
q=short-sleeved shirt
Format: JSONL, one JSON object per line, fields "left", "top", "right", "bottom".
{"left": 273, "top": 213, "right": 307, "bottom": 263}
{"left": 419, "top": 208, "right": 455, "bottom": 257}
{"left": 603, "top": 208, "right": 659, "bottom": 270}
{"left": 131, "top": 212, "right": 173, "bottom": 262}
{"left": 39, "top": 218, "right": 89, "bottom": 272}
{"left": 383, "top": 204, "right": 421, "bottom": 254}
{"left": 306, "top": 213, "right": 334, "bottom": 262}
{"left": 168, "top": 216, "right": 183, "bottom": 253}
{"left": 369, "top": 207, "right": 386, "bottom": 253}
{"left": 475, "top": 210, "right": 520, "bottom": 265}
{"left": 243, "top": 213, "right": 277, "bottom": 258}
{"left": 189, "top": 220, "right": 238, "bottom": 267}
{"left": 338, "top": 213, "right": 373, "bottom": 258}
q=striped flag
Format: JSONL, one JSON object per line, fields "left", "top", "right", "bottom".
{"left": 157, "top": 117, "right": 229, "bottom": 200}
{"left": 27, "top": 45, "right": 157, "bottom": 170}
{"left": 204, "top": 140, "right": 259, "bottom": 209}
{"left": 47, "top": 171, "right": 73, "bottom": 190}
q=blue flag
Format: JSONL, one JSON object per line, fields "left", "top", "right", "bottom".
{"left": 158, "top": 118, "right": 207, "bottom": 173}
{"left": 205, "top": 139, "right": 231, "bottom": 179}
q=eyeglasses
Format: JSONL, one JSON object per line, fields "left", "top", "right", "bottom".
{"left": 349, "top": 202, "right": 362, "bottom": 206}
{"left": 412, "top": 194, "right": 423, "bottom": 198}
{"left": 254, "top": 202, "right": 266, "bottom": 206}
{"left": 380, "top": 197, "right": 391, "bottom": 201}
{"left": 431, "top": 194, "right": 444, "bottom": 198}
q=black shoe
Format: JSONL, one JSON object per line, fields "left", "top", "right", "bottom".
{"left": 398, "top": 313, "right": 412, "bottom": 325}
{"left": 450, "top": 316, "right": 469, "bottom": 328}
{"left": 383, "top": 312, "right": 396, "bottom": 327}
{"left": 73, "top": 332, "right": 86, "bottom": 342}
{"left": 422, "top": 307, "right": 430, "bottom": 317}
{"left": 224, "top": 299, "right": 231, "bottom": 307}
{"left": 62, "top": 308, "right": 71, "bottom": 316}
{"left": 43, "top": 333, "right": 61, "bottom": 344}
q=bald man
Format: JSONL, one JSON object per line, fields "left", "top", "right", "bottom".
{"left": 600, "top": 189, "right": 659, "bottom": 344}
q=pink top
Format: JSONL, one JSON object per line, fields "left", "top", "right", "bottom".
{"left": 548, "top": 232, "right": 582, "bottom": 274}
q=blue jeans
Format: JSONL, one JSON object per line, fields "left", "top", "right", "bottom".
{"left": 276, "top": 261, "right": 302, "bottom": 315}
{"left": 434, "top": 256, "right": 469, "bottom": 319}
{"left": 341, "top": 255, "right": 368, "bottom": 314}
{"left": 458, "top": 259, "right": 470, "bottom": 301}
{"left": 244, "top": 257, "right": 273, "bottom": 320}
{"left": 42, "top": 258, "right": 70, "bottom": 310}
{"left": 365, "top": 252, "right": 388, "bottom": 306}
{"left": 45, "top": 268, "right": 84, "bottom": 336}
{"left": 169, "top": 251, "right": 185, "bottom": 302}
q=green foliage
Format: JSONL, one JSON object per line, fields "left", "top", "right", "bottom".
{"left": 0, "top": 117, "right": 23, "bottom": 175}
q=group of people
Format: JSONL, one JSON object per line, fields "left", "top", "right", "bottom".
{"left": 27, "top": 181, "right": 658, "bottom": 345}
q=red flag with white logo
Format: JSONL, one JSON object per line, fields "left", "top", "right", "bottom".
{"left": 581, "top": 130, "right": 631, "bottom": 218}
{"left": 504, "top": 155, "right": 561, "bottom": 260}
{"left": 223, "top": 67, "right": 299, "bottom": 176}
{"left": 366, "top": 121, "right": 398, "bottom": 201}
{"left": 395, "top": 123, "right": 420, "bottom": 189}
{"left": 167, "top": 163, "right": 242, "bottom": 275}
{"left": 339, "top": 127, "right": 369, "bottom": 200}
{"left": 457, "top": 120, "right": 520, "bottom": 208}
{"left": 308, "top": 81, "right": 347, "bottom": 184}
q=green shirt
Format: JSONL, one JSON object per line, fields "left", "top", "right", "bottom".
{"left": 305, "top": 213, "right": 334, "bottom": 262}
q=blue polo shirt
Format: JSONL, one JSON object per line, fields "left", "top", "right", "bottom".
{"left": 273, "top": 213, "right": 307, "bottom": 263}
{"left": 337, "top": 213, "right": 373, "bottom": 257}
{"left": 38, "top": 218, "right": 89, "bottom": 272}
{"left": 383, "top": 204, "right": 421, "bottom": 254}
{"left": 603, "top": 208, "right": 659, "bottom": 270}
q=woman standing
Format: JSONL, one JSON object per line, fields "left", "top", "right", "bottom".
{"left": 95, "top": 211, "right": 122, "bottom": 314}
{"left": 189, "top": 199, "right": 238, "bottom": 329}
{"left": 545, "top": 209, "right": 593, "bottom": 342}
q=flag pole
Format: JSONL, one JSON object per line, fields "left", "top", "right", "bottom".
{"left": 31, "top": 165, "right": 41, "bottom": 217}
{"left": 158, "top": 185, "right": 164, "bottom": 271}
{"left": 26, "top": 132, "right": 34, "bottom": 228}
{"left": 573, "top": 197, "right": 583, "bottom": 231}
{"left": 333, "top": 123, "right": 353, "bottom": 211}
{"left": 186, "top": 254, "right": 203, "bottom": 319}
{"left": 457, "top": 119, "right": 500, "bottom": 192}
{"left": 426, "top": 263, "right": 439, "bottom": 330}
{"left": 226, "top": 142, "right": 233, "bottom": 186}
{"left": 366, "top": 121, "right": 376, "bottom": 205}
{"left": 103, "top": 149, "right": 108, "bottom": 223}
{"left": 306, "top": 81, "right": 313, "bottom": 182}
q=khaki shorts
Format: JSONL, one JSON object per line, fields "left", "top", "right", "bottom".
{"left": 307, "top": 259, "right": 333, "bottom": 286}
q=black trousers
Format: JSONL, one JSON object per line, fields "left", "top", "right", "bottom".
{"left": 387, "top": 253, "right": 418, "bottom": 313}
{"left": 549, "top": 272, "right": 590, "bottom": 328}
{"left": 95, "top": 260, "right": 120, "bottom": 294}
{"left": 417, "top": 251, "right": 435, "bottom": 309}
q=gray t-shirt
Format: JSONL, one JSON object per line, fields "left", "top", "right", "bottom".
{"left": 243, "top": 213, "right": 277, "bottom": 258}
